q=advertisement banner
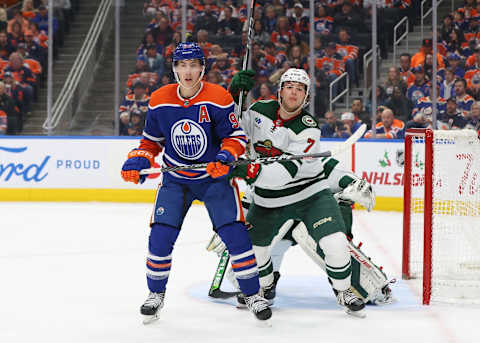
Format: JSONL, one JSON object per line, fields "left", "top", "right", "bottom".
{"left": 354, "top": 140, "right": 404, "bottom": 198}
{"left": 0, "top": 137, "right": 161, "bottom": 189}
{"left": 2, "top": 137, "right": 395, "bottom": 205}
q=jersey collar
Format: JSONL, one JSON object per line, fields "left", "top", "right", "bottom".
{"left": 176, "top": 81, "right": 204, "bottom": 107}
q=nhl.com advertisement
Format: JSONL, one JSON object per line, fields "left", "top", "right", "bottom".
{"left": 0, "top": 137, "right": 408, "bottom": 207}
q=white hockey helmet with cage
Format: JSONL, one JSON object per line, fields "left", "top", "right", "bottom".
{"left": 278, "top": 68, "right": 310, "bottom": 114}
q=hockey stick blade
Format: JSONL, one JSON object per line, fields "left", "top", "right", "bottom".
{"left": 209, "top": 288, "right": 241, "bottom": 299}
{"left": 208, "top": 249, "right": 232, "bottom": 297}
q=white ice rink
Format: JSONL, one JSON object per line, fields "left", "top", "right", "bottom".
{"left": 1, "top": 202, "right": 478, "bottom": 343}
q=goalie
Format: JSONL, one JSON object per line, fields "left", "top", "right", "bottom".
{"left": 207, "top": 172, "right": 394, "bottom": 307}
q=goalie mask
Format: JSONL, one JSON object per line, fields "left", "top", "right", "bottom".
{"left": 172, "top": 42, "right": 206, "bottom": 90}
{"left": 278, "top": 68, "right": 310, "bottom": 115}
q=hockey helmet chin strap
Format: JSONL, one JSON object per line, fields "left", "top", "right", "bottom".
{"left": 173, "top": 64, "right": 205, "bottom": 91}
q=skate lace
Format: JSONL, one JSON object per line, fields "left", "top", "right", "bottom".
{"left": 144, "top": 292, "right": 165, "bottom": 307}
{"left": 245, "top": 295, "right": 268, "bottom": 313}
{"left": 339, "top": 289, "right": 358, "bottom": 305}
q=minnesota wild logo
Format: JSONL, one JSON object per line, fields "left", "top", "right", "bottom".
{"left": 254, "top": 140, "right": 283, "bottom": 157}
{"left": 414, "top": 152, "right": 424, "bottom": 170}
{"left": 378, "top": 151, "right": 392, "bottom": 168}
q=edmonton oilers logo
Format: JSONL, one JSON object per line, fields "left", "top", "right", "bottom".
{"left": 171, "top": 119, "right": 207, "bottom": 160}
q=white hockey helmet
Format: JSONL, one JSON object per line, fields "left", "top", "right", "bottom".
{"left": 278, "top": 68, "right": 310, "bottom": 114}
{"left": 279, "top": 68, "right": 310, "bottom": 95}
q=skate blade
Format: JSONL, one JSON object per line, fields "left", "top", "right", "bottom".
{"left": 255, "top": 318, "right": 272, "bottom": 328}
{"left": 142, "top": 314, "right": 160, "bottom": 325}
{"left": 236, "top": 302, "right": 247, "bottom": 309}
{"left": 345, "top": 308, "right": 366, "bottom": 318}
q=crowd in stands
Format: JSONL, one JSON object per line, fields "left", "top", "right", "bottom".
{"left": 320, "top": 0, "right": 480, "bottom": 139}
{"left": 118, "top": 1, "right": 479, "bottom": 139}
{"left": 119, "top": 0, "right": 416, "bottom": 136}
{"left": 0, "top": 0, "right": 77, "bottom": 135}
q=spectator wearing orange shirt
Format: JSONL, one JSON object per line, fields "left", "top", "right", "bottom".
{"left": 335, "top": 28, "right": 359, "bottom": 86}
{"left": 399, "top": 53, "right": 415, "bottom": 85}
{"left": 364, "top": 108, "right": 405, "bottom": 139}
{"left": 271, "top": 16, "right": 293, "bottom": 48}
{"left": 411, "top": 39, "right": 445, "bottom": 70}
{"left": 7, "top": 9, "right": 29, "bottom": 34}
{"left": 21, "top": 0, "right": 36, "bottom": 20}
{"left": 466, "top": 46, "right": 480, "bottom": 70}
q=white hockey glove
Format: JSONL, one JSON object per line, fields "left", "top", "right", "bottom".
{"left": 206, "top": 233, "right": 226, "bottom": 257}
{"left": 336, "top": 178, "right": 376, "bottom": 211}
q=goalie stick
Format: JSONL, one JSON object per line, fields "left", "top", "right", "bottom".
{"left": 208, "top": 249, "right": 240, "bottom": 299}
{"left": 139, "top": 124, "right": 366, "bottom": 175}
{"left": 206, "top": 124, "right": 367, "bottom": 298}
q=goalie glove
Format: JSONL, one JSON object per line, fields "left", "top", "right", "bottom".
{"left": 206, "top": 233, "right": 226, "bottom": 257}
{"left": 335, "top": 178, "right": 376, "bottom": 211}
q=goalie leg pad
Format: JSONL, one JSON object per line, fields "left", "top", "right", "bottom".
{"left": 217, "top": 222, "right": 260, "bottom": 296}
{"left": 319, "top": 232, "right": 352, "bottom": 291}
{"left": 271, "top": 239, "right": 293, "bottom": 272}
{"left": 292, "top": 223, "right": 392, "bottom": 304}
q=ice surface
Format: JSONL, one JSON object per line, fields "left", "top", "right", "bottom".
{"left": 0, "top": 202, "right": 478, "bottom": 343}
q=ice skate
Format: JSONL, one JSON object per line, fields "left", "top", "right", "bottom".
{"left": 236, "top": 277, "right": 277, "bottom": 309}
{"left": 244, "top": 293, "right": 272, "bottom": 324}
{"left": 140, "top": 291, "right": 165, "bottom": 324}
{"left": 264, "top": 271, "right": 281, "bottom": 301}
{"left": 336, "top": 287, "right": 366, "bottom": 318}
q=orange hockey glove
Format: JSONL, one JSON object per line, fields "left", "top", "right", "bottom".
{"left": 206, "top": 150, "right": 235, "bottom": 179}
{"left": 121, "top": 149, "right": 155, "bottom": 184}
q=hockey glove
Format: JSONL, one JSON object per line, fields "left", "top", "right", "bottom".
{"left": 229, "top": 69, "right": 256, "bottom": 104}
{"left": 121, "top": 149, "right": 155, "bottom": 184}
{"left": 336, "top": 178, "right": 376, "bottom": 211}
{"left": 230, "top": 162, "right": 261, "bottom": 185}
{"left": 206, "top": 150, "right": 236, "bottom": 179}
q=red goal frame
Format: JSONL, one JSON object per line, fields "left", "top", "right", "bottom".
{"left": 402, "top": 128, "right": 433, "bottom": 305}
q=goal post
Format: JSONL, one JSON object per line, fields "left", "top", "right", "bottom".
{"left": 402, "top": 128, "right": 480, "bottom": 305}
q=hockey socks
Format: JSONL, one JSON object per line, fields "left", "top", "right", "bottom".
{"left": 319, "top": 232, "right": 352, "bottom": 291}
{"left": 146, "top": 224, "right": 180, "bottom": 293}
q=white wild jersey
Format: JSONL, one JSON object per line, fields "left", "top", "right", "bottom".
{"left": 240, "top": 100, "right": 339, "bottom": 208}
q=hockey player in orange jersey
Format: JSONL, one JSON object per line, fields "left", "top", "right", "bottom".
{"left": 120, "top": 42, "right": 271, "bottom": 324}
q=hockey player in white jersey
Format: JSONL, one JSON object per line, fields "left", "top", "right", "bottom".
{"left": 226, "top": 68, "right": 366, "bottom": 315}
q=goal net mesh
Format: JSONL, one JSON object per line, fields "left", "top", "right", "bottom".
{"left": 408, "top": 130, "right": 480, "bottom": 304}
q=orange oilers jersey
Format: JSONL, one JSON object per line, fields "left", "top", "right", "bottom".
{"left": 315, "top": 56, "right": 345, "bottom": 76}
{"left": 142, "top": 82, "right": 247, "bottom": 182}
{"left": 335, "top": 43, "right": 359, "bottom": 61}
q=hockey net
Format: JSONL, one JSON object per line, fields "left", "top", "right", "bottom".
{"left": 403, "top": 129, "right": 480, "bottom": 305}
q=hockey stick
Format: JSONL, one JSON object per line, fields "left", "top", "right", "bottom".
{"left": 237, "top": 0, "right": 257, "bottom": 116}
{"left": 208, "top": 249, "right": 240, "bottom": 299}
{"left": 139, "top": 124, "right": 366, "bottom": 175}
